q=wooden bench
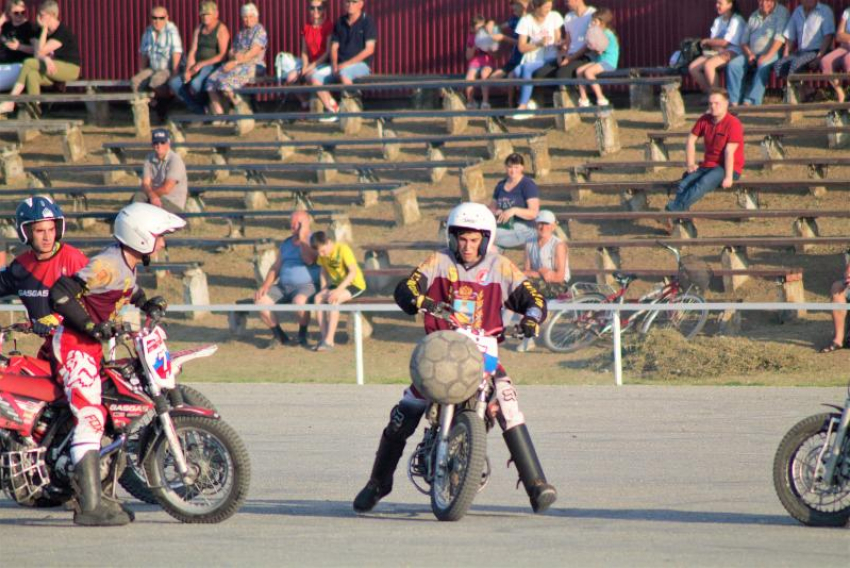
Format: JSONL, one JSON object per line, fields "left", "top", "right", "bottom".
{"left": 0, "top": 118, "right": 85, "bottom": 166}
{"left": 539, "top": 178, "right": 850, "bottom": 209}
{"left": 0, "top": 92, "right": 151, "bottom": 137}
{"left": 102, "top": 128, "right": 553, "bottom": 178}
{"left": 728, "top": 100, "right": 850, "bottom": 127}
{"left": 645, "top": 125, "right": 850, "bottom": 166}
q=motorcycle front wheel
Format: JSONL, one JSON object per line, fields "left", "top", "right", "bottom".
{"left": 120, "top": 384, "right": 217, "bottom": 505}
{"left": 145, "top": 415, "right": 251, "bottom": 523}
{"left": 773, "top": 412, "right": 850, "bottom": 527}
{"left": 430, "top": 410, "right": 486, "bottom": 522}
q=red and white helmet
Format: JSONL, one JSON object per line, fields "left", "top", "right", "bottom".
{"left": 445, "top": 202, "right": 497, "bottom": 258}
{"left": 113, "top": 203, "right": 186, "bottom": 255}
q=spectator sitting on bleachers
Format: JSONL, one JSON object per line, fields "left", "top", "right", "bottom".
{"left": 310, "top": 230, "right": 366, "bottom": 352}
{"left": 284, "top": 0, "right": 333, "bottom": 110}
{"left": 255, "top": 210, "right": 319, "bottom": 349}
{"left": 820, "top": 5, "right": 850, "bottom": 102}
{"left": 131, "top": 6, "right": 183, "bottom": 121}
{"left": 312, "top": 0, "right": 378, "bottom": 123}
{"left": 133, "top": 128, "right": 188, "bottom": 213}
{"left": 666, "top": 88, "right": 743, "bottom": 215}
{"left": 486, "top": 0, "right": 529, "bottom": 108}
{"left": 689, "top": 0, "right": 746, "bottom": 95}
{"left": 576, "top": 7, "right": 619, "bottom": 107}
{"left": 168, "top": 0, "right": 230, "bottom": 115}
{"left": 531, "top": 0, "right": 595, "bottom": 84}
{"left": 206, "top": 2, "right": 267, "bottom": 118}
{"left": 820, "top": 265, "right": 850, "bottom": 353}
{"left": 489, "top": 152, "right": 540, "bottom": 249}
{"left": 511, "top": 0, "right": 563, "bottom": 120}
{"left": 725, "top": 0, "right": 789, "bottom": 106}
{"left": 464, "top": 15, "right": 498, "bottom": 110}
{"left": 773, "top": 0, "right": 834, "bottom": 85}
{"left": 0, "top": 0, "right": 37, "bottom": 91}
{"left": 0, "top": 0, "right": 80, "bottom": 116}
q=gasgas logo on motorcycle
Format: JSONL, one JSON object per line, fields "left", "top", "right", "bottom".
{"left": 107, "top": 403, "right": 149, "bottom": 414}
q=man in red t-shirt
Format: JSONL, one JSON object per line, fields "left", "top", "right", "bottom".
{"left": 666, "top": 88, "right": 744, "bottom": 212}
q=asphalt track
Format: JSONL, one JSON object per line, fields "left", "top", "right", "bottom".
{"left": 1, "top": 384, "right": 849, "bottom": 567}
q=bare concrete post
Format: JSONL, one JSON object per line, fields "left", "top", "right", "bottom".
{"left": 441, "top": 88, "right": 468, "bottom": 135}
{"left": 720, "top": 246, "right": 750, "bottom": 291}
{"left": 391, "top": 186, "right": 421, "bottom": 226}
{"left": 316, "top": 147, "right": 338, "bottom": 183}
{"left": 340, "top": 95, "right": 362, "bottom": 135}
{"left": 645, "top": 137, "right": 669, "bottom": 173}
{"left": 595, "top": 247, "right": 621, "bottom": 287}
{"left": 169, "top": 122, "right": 188, "bottom": 158}
{"left": 780, "top": 272, "right": 806, "bottom": 319}
{"left": 594, "top": 110, "right": 621, "bottom": 156}
{"left": 784, "top": 84, "right": 803, "bottom": 124}
{"left": 131, "top": 96, "right": 152, "bottom": 139}
{"left": 460, "top": 165, "right": 487, "bottom": 202}
{"left": 629, "top": 82, "right": 656, "bottom": 110}
{"left": 660, "top": 83, "right": 685, "bottom": 130}
{"left": 735, "top": 187, "right": 760, "bottom": 210}
{"left": 233, "top": 98, "right": 255, "bottom": 136}
{"left": 670, "top": 219, "right": 698, "bottom": 240}
{"left": 331, "top": 213, "right": 354, "bottom": 244}
{"left": 243, "top": 179, "right": 270, "bottom": 210}
{"left": 274, "top": 124, "right": 295, "bottom": 161}
{"left": 792, "top": 217, "right": 819, "bottom": 252}
{"left": 553, "top": 87, "right": 581, "bottom": 132}
{"left": 427, "top": 144, "right": 448, "bottom": 184}
{"left": 716, "top": 308, "right": 742, "bottom": 336}
{"left": 568, "top": 167, "right": 592, "bottom": 202}
{"left": 381, "top": 127, "right": 401, "bottom": 161}
{"left": 60, "top": 125, "right": 86, "bottom": 163}
{"left": 621, "top": 188, "right": 648, "bottom": 211}
{"left": 363, "top": 250, "right": 393, "bottom": 295}
{"left": 484, "top": 118, "right": 513, "bottom": 161}
{"left": 808, "top": 164, "right": 828, "bottom": 197}
{"left": 826, "top": 110, "right": 850, "bottom": 149}
{"left": 102, "top": 150, "right": 132, "bottom": 185}
{"left": 0, "top": 146, "right": 25, "bottom": 185}
{"left": 528, "top": 136, "right": 551, "bottom": 179}
{"left": 185, "top": 196, "right": 205, "bottom": 232}
{"left": 182, "top": 267, "right": 210, "bottom": 320}
{"left": 210, "top": 150, "right": 230, "bottom": 182}
{"left": 759, "top": 135, "right": 786, "bottom": 171}
{"left": 253, "top": 247, "right": 277, "bottom": 285}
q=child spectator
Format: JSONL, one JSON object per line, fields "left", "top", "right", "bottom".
{"left": 488, "top": 0, "right": 529, "bottom": 108}
{"left": 512, "top": 0, "right": 563, "bottom": 120}
{"left": 821, "top": 5, "right": 850, "bottom": 102}
{"left": 689, "top": 0, "right": 746, "bottom": 94}
{"left": 285, "top": 0, "right": 333, "bottom": 109}
{"left": 575, "top": 7, "right": 618, "bottom": 107}
{"left": 464, "top": 15, "right": 497, "bottom": 109}
{"left": 310, "top": 231, "right": 366, "bottom": 351}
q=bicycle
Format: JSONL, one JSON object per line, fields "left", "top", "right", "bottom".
{"left": 542, "top": 243, "right": 710, "bottom": 353}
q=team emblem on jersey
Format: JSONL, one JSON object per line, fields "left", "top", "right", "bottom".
{"left": 447, "top": 266, "right": 458, "bottom": 283}
{"left": 476, "top": 268, "right": 489, "bottom": 284}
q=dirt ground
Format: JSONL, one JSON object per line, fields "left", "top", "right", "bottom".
{"left": 4, "top": 87, "right": 850, "bottom": 386}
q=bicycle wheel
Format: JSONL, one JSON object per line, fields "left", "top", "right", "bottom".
{"left": 640, "top": 292, "right": 707, "bottom": 340}
{"left": 543, "top": 294, "right": 608, "bottom": 353}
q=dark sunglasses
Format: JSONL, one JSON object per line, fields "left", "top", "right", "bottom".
{"left": 152, "top": 140, "right": 169, "bottom": 146}
{"left": 11, "top": 10, "right": 25, "bottom": 16}
{"left": 151, "top": 15, "right": 166, "bottom": 20}
{"left": 309, "top": 6, "right": 325, "bottom": 11}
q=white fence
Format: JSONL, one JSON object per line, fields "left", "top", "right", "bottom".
{"left": 2, "top": 302, "right": 846, "bottom": 386}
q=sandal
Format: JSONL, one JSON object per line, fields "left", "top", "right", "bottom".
{"left": 818, "top": 342, "right": 843, "bottom": 354}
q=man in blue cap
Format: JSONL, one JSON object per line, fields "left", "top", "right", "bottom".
{"left": 133, "top": 128, "right": 188, "bottom": 213}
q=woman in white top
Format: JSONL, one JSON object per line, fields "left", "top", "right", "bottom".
{"left": 820, "top": 7, "right": 850, "bottom": 102}
{"left": 689, "top": 0, "right": 746, "bottom": 93}
{"left": 511, "top": 0, "right": 563, "bottom": 120}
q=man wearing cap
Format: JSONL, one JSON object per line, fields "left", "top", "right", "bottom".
{"left": 521, "top": 209, "right": 570, "bottom": 352}
{"left": 133, "top": 128, "right": 188, "bottom": 213}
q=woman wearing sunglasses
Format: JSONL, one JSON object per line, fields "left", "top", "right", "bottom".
{"left": 282, "top": 0, "right": 333, "bottom": 109}
{"left": 0, "top": 0, "right": 37, "bottom": 91}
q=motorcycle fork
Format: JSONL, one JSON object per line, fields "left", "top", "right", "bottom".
{"left": 819, "top": 398, "right": 850, "bottom": 484}
{"left": 152, "top": 392, "right": 192, "bottom": 483}
{"left": 433, "top": 405, "right": 455, "bottom": 485}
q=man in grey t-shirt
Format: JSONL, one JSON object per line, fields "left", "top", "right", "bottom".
{"left": 133, "top": 128, "right": 187, "bottom": 212}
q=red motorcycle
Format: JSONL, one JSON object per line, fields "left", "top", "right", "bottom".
{"left": 0, "top": 313, "right": 251, "bottom": 524}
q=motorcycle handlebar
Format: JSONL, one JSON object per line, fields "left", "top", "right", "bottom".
{"left": 420, "top": 302, "right": 525, "bottom": 340}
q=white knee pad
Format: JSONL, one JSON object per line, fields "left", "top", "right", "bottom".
{"left": 496, "top": 378, "right": 525, "bottom": 431}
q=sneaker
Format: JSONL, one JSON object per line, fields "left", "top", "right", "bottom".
{"left": 597, "top": 97, "right": 611, "bottom": 107}
{"left": 511, "top": 111, "right": 533, "bottom": 121}
{"left": 527, "top": 99, "right": 538, "bottom": 110}
{"left": 319, "top": 110, "right": 339, "bottom": 123}
{"left": 480, "top": 102, "right": 491, "bottom": 110}
{"left": 466, "top": 100, "right": 478, "bottom": 110}
{"left": 516, "top": 337, "right": 536, "bottom": 352}
{"left": 578, "top": 98, "right": 591, "bottom": 108}
{"left": 353, "top": 480, "right": 392, "bottom": 513}
{"left": 312, "top": 341, "right": 335, "bottom": 352}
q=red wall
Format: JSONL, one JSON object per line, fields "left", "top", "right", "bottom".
{"left": 21, "top": 0, "right": 850, "bottom": 79}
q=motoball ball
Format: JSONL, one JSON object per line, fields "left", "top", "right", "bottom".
{"left": 409, "top": 330, "right": 484, "bottom": 404}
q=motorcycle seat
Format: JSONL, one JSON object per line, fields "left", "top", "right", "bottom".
{"left": 0, "top": 373, "right": 63, "bottom": 402}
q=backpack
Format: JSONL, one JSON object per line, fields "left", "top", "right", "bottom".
{"left": 670, "top": 38, "right": 703, "bottom": 70}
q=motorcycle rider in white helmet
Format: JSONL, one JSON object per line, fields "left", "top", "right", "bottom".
{"left": 49, "top": 203, "right": 186, "bottom": 526}
{"left": 353, "top": 202, "right": 557, "bottom": 515}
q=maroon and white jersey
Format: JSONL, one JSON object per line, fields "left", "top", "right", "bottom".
{"left": 398, "top": 248, "right": 547, "bottom": 336}
{"left": 74, "top": 245, "right": 139, "bottom": 324}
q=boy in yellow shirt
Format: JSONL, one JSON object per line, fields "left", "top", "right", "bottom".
{"left": 310, "top": 231, "right": 366, "bottom": 351}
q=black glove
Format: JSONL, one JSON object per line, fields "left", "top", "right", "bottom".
{"left": 86, "top": 321, "right": 117, "bottom": 341}
{"left": 519, "top": 316, "right": 540, "bottom": 338}
{"left": 415, "top": 295, "right": 437, "bottom": 313}
{"left": 31, "top": 320, "right": 55, "bottom": 337}
{"left": 141, "top": 296, "right": 168, "bottom": 316}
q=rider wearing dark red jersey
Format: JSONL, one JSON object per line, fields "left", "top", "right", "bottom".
{"left": 0, "top": 197, "right": 88, "bottom": 357}
{"left": 49, "top": 202, "right": 185, "bottom": 527}
{"left": 353, "top": 202, "right": 557, "bottom": 514}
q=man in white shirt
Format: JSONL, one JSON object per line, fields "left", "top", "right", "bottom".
{"left": 773, "top": 0, "right": 834, "bottom": 78}
{"left": 532, "top": 0, "right": 595, "bottom": 80}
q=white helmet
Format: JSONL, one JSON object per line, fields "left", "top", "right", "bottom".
{"left": 445, "top": 202, "right": 497, "bottom": 258}
{"left": 113, "top": 203, "right": 186, "bottom": 255}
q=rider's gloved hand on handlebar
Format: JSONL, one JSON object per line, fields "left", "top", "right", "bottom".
{"left": 86, "top": 321, "right": 118, "bottom": 341}
{"left": 415, "top": 295, "right": 438, "bottom": 314}
{"left": 141, "top": 296, "right": 168, "bottom": 317}
{"left": 520, "top": 307, "right": 544, "bottom": 338}
{"left": 31, "top": 320, "right": 55, "bottom": 337}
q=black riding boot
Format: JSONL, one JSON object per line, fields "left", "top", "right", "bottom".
{"left": 353, "top": 433, "right": 406, "bottom": 513}
{"left": 503, "top": 424, "right": 557, "bottom": 514}
{"left": 72, "top": 451, "right": 132, "bottom": 527}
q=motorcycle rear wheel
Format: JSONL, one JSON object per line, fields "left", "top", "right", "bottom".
{"left": 430, "top": 410, "right": 486, "bottom": 522}
{"left": 773, "top": 412, "right": 850, "bottom": 527}
{"left": 120, "top": 384, "right": 217, "bottom": 505}
{"left": 145, "top": 415, "right": 250, "bottom": 523}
